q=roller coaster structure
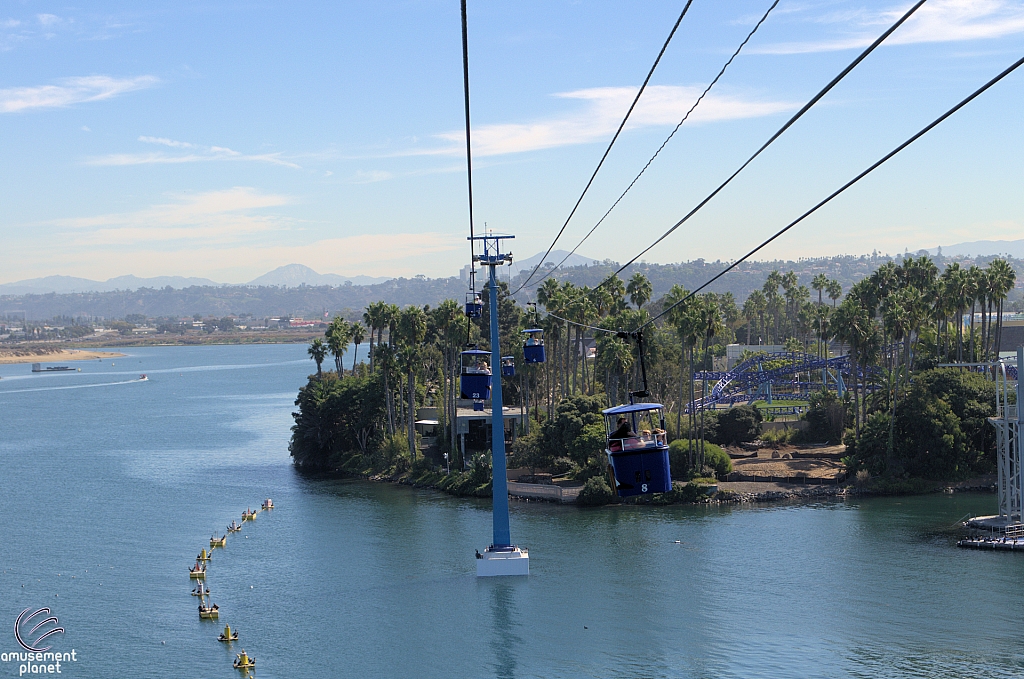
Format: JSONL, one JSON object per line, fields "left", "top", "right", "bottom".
{"left": 687, "top": 350, "right": 885, "bottom": 414}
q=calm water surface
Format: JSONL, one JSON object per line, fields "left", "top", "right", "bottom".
{"left": 1, "top": 344, "right": 1021, "bottom": 678}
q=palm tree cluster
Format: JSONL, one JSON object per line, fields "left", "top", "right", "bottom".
{"left": 299, "top": 254, "right": 1015, "bottom": 477}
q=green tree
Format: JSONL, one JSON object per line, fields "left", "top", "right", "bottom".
{"left": 307, "top": 338, "right": 327, "bottom": 378}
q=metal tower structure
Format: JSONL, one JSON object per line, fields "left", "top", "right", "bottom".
{"left": 992, "top": 348, "right": 1022, "bottom": 523}
{"left": 471, "top": 233, "right": 529, "bottom": 576}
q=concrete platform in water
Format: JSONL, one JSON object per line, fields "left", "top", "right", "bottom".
{"left": 476, "top": 546, "right": 529, "bottom": 577}
{"left": 958, "top": 536, "right": 1024, "bottom": 551}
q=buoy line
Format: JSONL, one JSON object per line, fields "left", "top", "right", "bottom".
{"left": 185, "top": 499, "right": 274, "bottom": 672}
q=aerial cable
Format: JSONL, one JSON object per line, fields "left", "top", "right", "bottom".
{"left": 639, "top": 53, "right": 1024, "bottom": 332}
{"left": 461, "top": 0, "right": 477, "bottom": 286}
{"left": 521, "top": 0, "right": 780, "bottom": 292}
{"left": 596, "top": 0, "right": 928, "bottom": 290}
{"left": 514, "top": 0, "right": 696, "bottom": 293}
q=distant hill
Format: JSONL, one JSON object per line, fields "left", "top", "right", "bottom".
{"left": 0, "top": 274, "right": 220, "bottom": 295}
{"left": 513, "top": 249, "right": 601, "bottom": 273}
{"left": 3, "top": 252, "right": 1020, "bottom": 321}
{"left": 929, "top": 239, "right": 1024, "bottom": 259}
{"left": 246, "top": 264, "right": 389, "bottom": 287}
{"left": 0, "top": 265, "right": 390, "bottom": 295}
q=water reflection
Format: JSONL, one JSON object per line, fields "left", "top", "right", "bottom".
{"left": 483, "top": 580, "right": 523, "bottom": 679}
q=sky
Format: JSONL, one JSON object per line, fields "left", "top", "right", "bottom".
{"left": 2, "top": 0, "right": 1024, "bottom": 285}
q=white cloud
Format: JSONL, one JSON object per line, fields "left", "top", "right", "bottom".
{"left": 89, "top": 137, "right": 301, "bottom": 169}
{"left": 50, "top": 187, "right": 293, "bottom": 247}
{"left": 37, "top": 14, "right": 60, "bottom": 26}
{"left": 429, "top": 85, "right": 796, "bottom": 156}
{"left": 81, "top": 125, "right": 91, "bottom": 132}
{"left": 7, "top": 187, "right": 459, "bottom": 280}
{"left": 1, "top": 19, "right": 20, "bottom": 28}
{"left": 138, "top": 136, "right": 195, "bottom": 149}
{"left": 757, "top": 0, "right": 1024, "bottom": 54}
{"left": 0, "top": 75, "right": 157, "bottom": 113}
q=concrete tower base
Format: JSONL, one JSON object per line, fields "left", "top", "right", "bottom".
{"left": 476, "top": 546, "right": 529, "bottom": 577}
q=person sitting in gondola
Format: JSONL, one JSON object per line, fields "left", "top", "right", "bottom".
{"left": 469, "top": 360, "right": 491, "bottom": 375}
{"left": 609, "top": 417, "right": 635, "bottom": 441}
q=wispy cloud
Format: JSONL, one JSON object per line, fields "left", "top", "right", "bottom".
{"left": 86, "top": 136, "right": 302, "bottom": 169}
{"left": 0, "top": 75, "right": 157, "bottom": 112}
{"left": 50, "top": 187, "right": 293, "bottom": 247}
{"left": 427, "top": 85, "right": 796, "bottom": 156}
{"left": 8, "top": 187, "right": 459, "bottom": 280}
{"left": 757, "top": 0, "right": 1024, "bottom": 54}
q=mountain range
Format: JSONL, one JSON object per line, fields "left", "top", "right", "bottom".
{"left": 0, "top": 264, "right": 391, "bottom": 295}
{"left": 927, "top": 238, "right": 1024, "bottom": 259}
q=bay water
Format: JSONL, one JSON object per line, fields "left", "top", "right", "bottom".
{"left": 1, "top": 344, "right": 1021, "bottom": 678}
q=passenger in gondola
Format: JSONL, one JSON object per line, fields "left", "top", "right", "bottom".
{"left": 609, "top": 417, "right": 635, "bottom": 441}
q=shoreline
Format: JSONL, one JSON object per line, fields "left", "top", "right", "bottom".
{"left": 0, "top": 348, "right": 125, "bottom": 365}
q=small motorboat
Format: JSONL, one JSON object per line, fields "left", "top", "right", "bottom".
{"left": 189, "top": 562, "right": 206, "bottom": 579}
{"left": 191, "top": 582, "right": 210, "bottom": 597}
{"left": 233, "top": 650, "right": 255, "bottom": 670}
{"left": 198, "top": 602, "right": 219, "bottom": 619}
{"left": 197, "top": 548, "right": 212, "bottom": 562}
{"left": 139, "top": 374, "right": 148, "bottom": 381}
{"left": 210, "top": 535, "right": 227, "bottom": 548}
{"left": 261, "top": 498, "right": 274, "bottom": 510}
{"left": 242, "top": 508, "right": 256, "bottom": 521}
{"left": 218, "top": 624, "right": 239, "bottom": 642}
{"left": 227, "top": 521, "right": 242, "bottom": 533}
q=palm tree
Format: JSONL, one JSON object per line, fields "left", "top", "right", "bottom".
{"left": 627, "top": 272, "right": 652, "bottom": 310}
{"left": 826, "top": 279, "right": 842, "bottom": 308}
{"left": 307, "top": 338, "right": 327, "bottom": 378}
{"left": 988, "top": 259, "right": 1016, "bottom": 357}
{"left": 696, "top": 295, "right": 723, "bottom": 469}
{"left": 363, "top": 301, "right": 384, "bottom": 371}
{"left": 744, "top": 290, "right": 767, "bottom": 345}
{"left": 350, "top": 322, "right": 366, "bottom": 375}
{"left": 398, "top": 306, "right": 427, "bottom": 458}
{"left": 326, "top": 317, "right": 351, "bottom": 375}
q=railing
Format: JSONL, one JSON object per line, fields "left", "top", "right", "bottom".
{"left": 608, "top": 431, "right": 667, "bottom": 452}
{"left": 1005, "top": 524, "right": 1024, "bottom": 538}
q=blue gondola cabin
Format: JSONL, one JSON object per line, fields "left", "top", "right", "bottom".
{"left": 460, "top": 349, "right": 492, "bottom": 400}
{"left": 465, "top": 293, "right": 483, "bottom": 319}
{"left": 603, "top": 403, "right": 671, "bottom": 497}
{"left": 522, "top": 329, "right": 545, "bottom": 363}
{"left": 501, "top": 356, "right": 515, "bottom": 377}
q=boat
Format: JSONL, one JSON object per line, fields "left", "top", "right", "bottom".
{"left": 227, "top": 521, "right": 242, "bottom": 533}
{"left": 242, "top": 508, "right": 256, "bottom": 521}
{"left": 197, "top": 548, "right": 212, "bottom": 561}
{"left": 191, "top": 582, "right": 210, "bottom": 597}
{"left": 189, "top": 562, "right": 206, "bottom": 579}
{"left": 233, "top": 650, "right": 255, "bottom": 670}
{"left": 31, "top": 363, "right": 76, "bottom": 373}
{"left": 198, "top": 602, "right": 219, "bottom": 619}
{"left": 261, "top": 498, "right": 274, "bottom": 510}
{"left": 210, "top": 535, "right": 227, "bottom": 548}
{"left": 139, "top": 374, "right": 148, "bottom": 381}
{"left": 218, "top": 624, "right": 238, "bottom": 642}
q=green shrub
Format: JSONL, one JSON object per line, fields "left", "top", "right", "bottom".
{"left": 667, "top": 439, "right": 730, "bottom": 479}
{"left": 715, "top": 405, "right": 762, "bottom": 444}
{"left": 577, "top": 476, "right": 616, "bottom": 507}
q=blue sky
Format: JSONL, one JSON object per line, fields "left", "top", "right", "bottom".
{"left": 2, "top": 0, "right": 1023, "bottom": 284}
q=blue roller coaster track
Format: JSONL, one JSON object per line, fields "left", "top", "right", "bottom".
{"left": 686, "top": 350, "right": 886, "bottom": 414}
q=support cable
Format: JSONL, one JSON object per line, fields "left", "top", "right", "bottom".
{"left": 514, "top": 1, "right": 696, "bottom": 292}
{"left": 461, "top": 0, "right": 477, "bottom": 281}
{"left": 596, "top": 0, "right": 927, "bottom": 290}
{"left": 638, "top": 53, "right": 1024, "bottom": 332}
{"left": 518, "top": 0, "right": 780, "bottom": 293}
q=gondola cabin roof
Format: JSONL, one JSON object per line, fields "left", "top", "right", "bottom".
{"left": 461, "top": 349, "right": 491, "bottom": 356}
{"left": 522, "top": 328, "right": 543, "bottom": 334}
{"left": 603, "top": 403, "right": 666, "bottom": 416}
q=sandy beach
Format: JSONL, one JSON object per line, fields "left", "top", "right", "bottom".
{"left": 0, "top": 348, "right": 125, "bottom": 365}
